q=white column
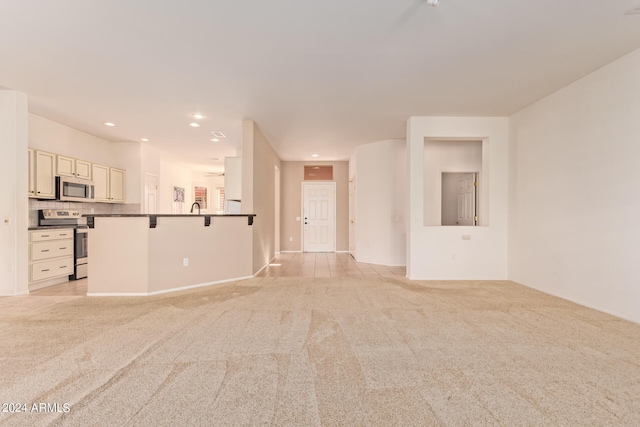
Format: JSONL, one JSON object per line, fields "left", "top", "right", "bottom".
{"left": 0, "top": 91, "right": 29, "bottom": 295}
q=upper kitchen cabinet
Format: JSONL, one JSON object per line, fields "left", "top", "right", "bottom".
{"left": 109, "top": 168, "right": 126, "bottom": 203}
{"left": 224, "top": 157, "right": 242, "bottom": 201}
{"left": 92, "top": 163, "right": 126, "bottom": 203}
{"left": 29, "top": 149, "right": 56, "bottom": 199}
{"left": 28, "top": 148, "right": 35, "bottom": 197}
{"left": 57, "top": 155, "right": 92, "bottom": 180}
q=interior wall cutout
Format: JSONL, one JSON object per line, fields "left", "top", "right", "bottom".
{"left": 423, "top": 139, "right": 483, "bottom": 226}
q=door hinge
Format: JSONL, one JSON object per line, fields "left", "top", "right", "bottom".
{"left": 473, "top": 181, "right": 478, "bottom": 187}
{"left": 474, "top": 216, "right": 478, "bottom": 222}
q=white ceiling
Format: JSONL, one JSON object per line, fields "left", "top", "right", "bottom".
{"left": 1, "top": 0, "right": 640, "bottom": 172}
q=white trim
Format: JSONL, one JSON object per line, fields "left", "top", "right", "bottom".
{"left": 279, "top": 250, "right": 302, "bottom": 253}
{"left": 86, "top": 275, "right": 254, "bottom": 297}
{"left": 253, "top": 256, "right": 276, "bottom": 277}
{"left": 335, "top": 250, "right": 349, "bottom": 254}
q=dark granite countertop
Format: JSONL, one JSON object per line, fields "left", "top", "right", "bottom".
{"left": 82, "top": 214, "right": 255, "bottom": 218}
{"left": 83, "top": 213, "right": 256, "bottom": 228}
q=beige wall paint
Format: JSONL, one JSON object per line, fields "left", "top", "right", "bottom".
{"left": 242, "top": 120, "right": 282, "bottom": 273}
{"left": 280, "top": 161, "right": 349, "bottom": 252}
{"left": 87, "top": 216, "right": 253, "bottom": 295}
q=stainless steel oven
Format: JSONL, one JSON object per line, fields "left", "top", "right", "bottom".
{"left": 74, "top": 227, "right": 88, "bottom": 279}
{"left": 39, "top": 209, "right": 88, "bottom": 280}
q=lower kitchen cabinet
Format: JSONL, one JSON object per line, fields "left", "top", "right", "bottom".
{"left": 29, "top": 229, "right": 74, "bottom": 283}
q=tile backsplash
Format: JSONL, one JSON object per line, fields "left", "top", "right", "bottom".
{"left": 28, "top": 200, "right": 141, "bottom": 227}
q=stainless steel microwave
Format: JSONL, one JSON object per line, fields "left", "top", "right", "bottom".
{"left": 56, "top": 176, "right": 95, "bottom": 202}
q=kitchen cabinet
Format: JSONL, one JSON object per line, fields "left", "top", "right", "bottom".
{"left": 224, "top": 157, "right": 242, "bottom": 201}
{"left": 92, "top": 163, "right": 126, "bottom": 203}
{"left": 29, "top": 228, "right": 74, "bottom": 283}
{"left": 32, "top": 150, "right": 56, "bottom": 199}
{"left": 28, "top": 148, "right": 35, "bottom": 197}
{"left": 109, "top": 168, "right": 126, "bottom": 203}
{"left": 57, "top": 155, "right": 92, "bottom": 180}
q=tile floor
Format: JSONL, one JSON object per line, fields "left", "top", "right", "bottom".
{"left": 28, "top": 253, "right": 406, "bottom": 296}
{"left": 256, "top": 252, "right": 406, "bottom": 278}
{"left": 29, "top": 278, "right": 88, "bottom": 296}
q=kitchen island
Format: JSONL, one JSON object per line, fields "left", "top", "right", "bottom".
{"left": 85, "top": 214, "right": 256, "bottom": 296}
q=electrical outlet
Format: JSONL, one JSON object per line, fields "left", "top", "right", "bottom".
{"left": 183, "top": 258, "right": 189, "bottom": 267}
{"left": 289, "top": 236, "right": 293, "bottom": 242}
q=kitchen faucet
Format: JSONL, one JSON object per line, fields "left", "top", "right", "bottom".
{"left": 190, "top": 202, "right": 201, "bottom": 214}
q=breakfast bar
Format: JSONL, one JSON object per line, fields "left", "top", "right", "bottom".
{"left": 85, "top": 214, "right": 256, "bottom": 296}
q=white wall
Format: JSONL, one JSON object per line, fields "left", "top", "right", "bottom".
{"left": 353, "top": 139, "right": 407, "bottom": 266}
{"left": 509, "top": 47, "right": 640, "bottom": 324}
{"left": 0, "top": 91, "right": 29, "bottom": 295}
{"left": 407, "top": 117, "right": 509, "bottom": 280}
{"left": 28, "top": 114, "right": 113, "bottom": 164}
{"left": 112, "top": 142, "right": 142, "bottom": 205}
{"left": 158, "top": 159, "right": 193, "bottom": 214}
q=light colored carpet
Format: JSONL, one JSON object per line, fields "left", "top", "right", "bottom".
{"left": 1, "top": 277, "right": 639, "bottom": 426}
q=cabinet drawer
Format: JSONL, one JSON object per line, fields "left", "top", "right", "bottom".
{"left": 30, "top": 229, "right": 74, "bottom": 242}
{"left": 30, "top": 257, "right": 74, "bottom": 282}
{"left": 31, "top": 240, "right": 74, "bottom": 261}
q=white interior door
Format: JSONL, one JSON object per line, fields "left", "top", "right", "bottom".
{"left": 349, "top": 178, "right": 356, "bottom": 257}
{"left": 303, "top": 182, "right": 336, "bottom": 252}
{"left": 144, "top": 173, "right": 158, "bottom": 214}
{"left": 456, "top": 173, "right": 476, "bottom": 226}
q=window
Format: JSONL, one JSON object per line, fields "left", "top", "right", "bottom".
{"left": 194, "top": 186, "right": 208, "bottom": 210}
{"left": 216, "top": 187, "right": 225, "bottom": 214}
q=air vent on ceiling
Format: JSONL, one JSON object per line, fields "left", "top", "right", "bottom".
{"left": 625, "top": 5, "right": 640, "bottom": 14}
{"left": 212, "top": 131, "right": 226, "bottom": 138}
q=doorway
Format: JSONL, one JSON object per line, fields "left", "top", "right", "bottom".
{"left": 349, "top": 178, "right": 356, "bottom": 257}
{"left": 275, "top": 165, "right": 280, "bottom": 253}
{"left": 441, "top": 172, "right": 477, "bottom": 226}
{"left": 302, "top": 182, "right": 336, "bottom": 252}
{"left": 143, "top": 173, "right": 158, "bottom": 214}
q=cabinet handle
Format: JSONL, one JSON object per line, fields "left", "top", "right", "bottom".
{"left": 59, "top": 234, "right": 68, "bottom": 236}
{"left": 41, "top": 269, "right": 50, "bottom": 272}
{"left": 41, "top": 234, "right": 50, "bottom": 237}
{"left": 41, "top": 249, "right": 50, "bottom": 252}
{"left": 59, "top": 266, "right": 67, "bottom": 269}
{"left": 59, "top": 247, "right": 67, "bottom": 250}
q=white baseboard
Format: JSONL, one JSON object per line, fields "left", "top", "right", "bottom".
{"left": 253, "top": 256, "right": 276, "bottom": 277}
{"left": 87, "top": 275, "right": 254, "bottom": 297}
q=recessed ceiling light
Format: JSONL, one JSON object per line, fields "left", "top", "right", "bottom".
{"left": 189, "top": 122, "right": 200, "bottom": 127}
{"left": 140, "top": 138, "right": 149, "bottom": 142}
{"left": 104, "top": 122, "right": 115, "bottom": 127}
{"left": 210, "top": 138, "right": 220, "bottom": 142}
{"left": 426, "top": 0, "right": 439, "bottom": 6}
{"left": 192, "top": 113, "right": 205, "bottom": 119}
{"left": 311, "top": 154, "right": 319, "bottom": 157}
